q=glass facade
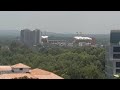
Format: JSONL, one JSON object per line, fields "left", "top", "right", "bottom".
{"left": 110, "top": 30, "right": 120, "bottom": 44}
{"left": 113, "top": 47, "right": 120, "bottom": 52}
{"left": 116, "top": 62, "right": 120, "bottom": 67}
{"left": 106, "top": 30, "right": 120, "bottom": 78}
{"left": 113, "top": 54, "right": 120, "bottom": 59}
{"left": 116, "top": 69, "right": 120, "bottom": 74}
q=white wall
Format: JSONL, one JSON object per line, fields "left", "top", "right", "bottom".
{"left": 12, "top": 68, "right": 30, "bottom": 73}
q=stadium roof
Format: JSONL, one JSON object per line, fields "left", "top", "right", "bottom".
{"left": 74, "top": 36, "right": 92, "bottom": 40}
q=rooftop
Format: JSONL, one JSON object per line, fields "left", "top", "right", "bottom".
{"left": 30, "top": 68, "right": 51, "bottom": 75}
{"left": 0, "top": 63, "right": 63, "bottom": 79}
{"left": 111, "top": 30, "right": 120, "bottom": 32}
{"left": 0, "top": 66, "right": 12, "bottom": 71}
{"left": 30, "top": 68, "right": 63, "bottom": 79}
{"left": 11, "top": 63, "right": 31, "bottom": 68}
{"left": 0, "top": 68, "right": 63, "bottom": 79}
{"left": 0, "top": 73, "right": 35, "bottom": 79}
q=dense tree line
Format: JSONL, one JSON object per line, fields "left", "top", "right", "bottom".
{"left": 0, "top": 41, "right": 106, "bottom": 79}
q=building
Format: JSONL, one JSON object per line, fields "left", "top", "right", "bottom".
{"left": 110, "top": 30, "right": 120, "bottom": 44}
{"left": 0, "top": 63, "right": 63, "bottom": 79}
{"left": 11, "top": 63, "right": 31, "bottom": 73}
{"left": 73, "top": 36, "right": 96, "bottom": 47}
{"left": 41, "top": 36, "right": 49, "bottom": 44}
{"left": 20, "top": 29, "right": 42, "bottom": 46}
{"left": 106, "top": 30, "right": 120, "bottom": 78}
{"left": 32, "top": 29, "right": 42, "bottom": 45}
{"left": 67, "top": 43, "right": 73, "bottom": 47}
{"left": 20, "top": 29, "right": 31, "bottom": 46}
{"left": 48, "top": 40, "right": 67, "bottom": 46}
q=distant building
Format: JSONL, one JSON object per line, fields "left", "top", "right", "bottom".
{"left": 32, "top": 29, "right": 42, "bottom": 45}
{"left": 41, "top": 36, "right": 49, "bottom": 44}
{"left": 67, "top": 43, "right": 73, "bottom": 47}
{"left": 48, "top": 40, "right": 67, "bottom": 46}
{"left": 106, "top": 30, "right": 120, "bottom": 78}
{"left": 20, "top": 29, "right": 31, "bottom": 45}
{"left": 20, "top": 29, "right": 42, "bottom": 46}
{"left": 73, "top": 36, "right": 96, "bottom": 47}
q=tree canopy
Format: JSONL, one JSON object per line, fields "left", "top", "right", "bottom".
{"left": 0, "top": 41, "right": 106, "bottom": 79}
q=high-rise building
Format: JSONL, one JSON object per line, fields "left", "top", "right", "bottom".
{"left": 20, "top": 29, "right": 42, "bottom": 46}
{"left": 34, "top": 29, "right": 42, "bottom": 45}
{"left": 20, "top": 29, "right": 31, "bottom": 46}
{"left": 106, "top": 30, "right": 120, "bottom": 78}
{"left": 20, "top": 30, "right": 24, "bottom": 42}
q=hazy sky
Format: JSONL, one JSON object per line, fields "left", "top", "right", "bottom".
{"left": 1, "top": 11, "right": 120, "bottom": 34}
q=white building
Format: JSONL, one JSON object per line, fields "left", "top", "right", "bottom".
{"left": 11, "top": 63, "right": 31, "bottom": 73}
{"left": 73, "top": 36, "right": 95, "bottom": 46}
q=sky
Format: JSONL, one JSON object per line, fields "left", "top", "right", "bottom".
{"left": 0, "top": 11, "right": 120, "bottom": 34}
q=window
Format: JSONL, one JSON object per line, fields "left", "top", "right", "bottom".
{"left": 19, "top": 68, "right": 23, "bottom": 70}
{"left": 113, "top": 54, "right": 120, "bottom": 59}
{"left": 116, "top": 62, "right": 120, "bottom": 67}
{"left": 113, "top": 47, "right": 120, "bottom": 52}
{"left": 12, "top": 70, "right": 14, "bottom": 72}
{"left": 116, "top": 69, "right": 120, "bottom": 74}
